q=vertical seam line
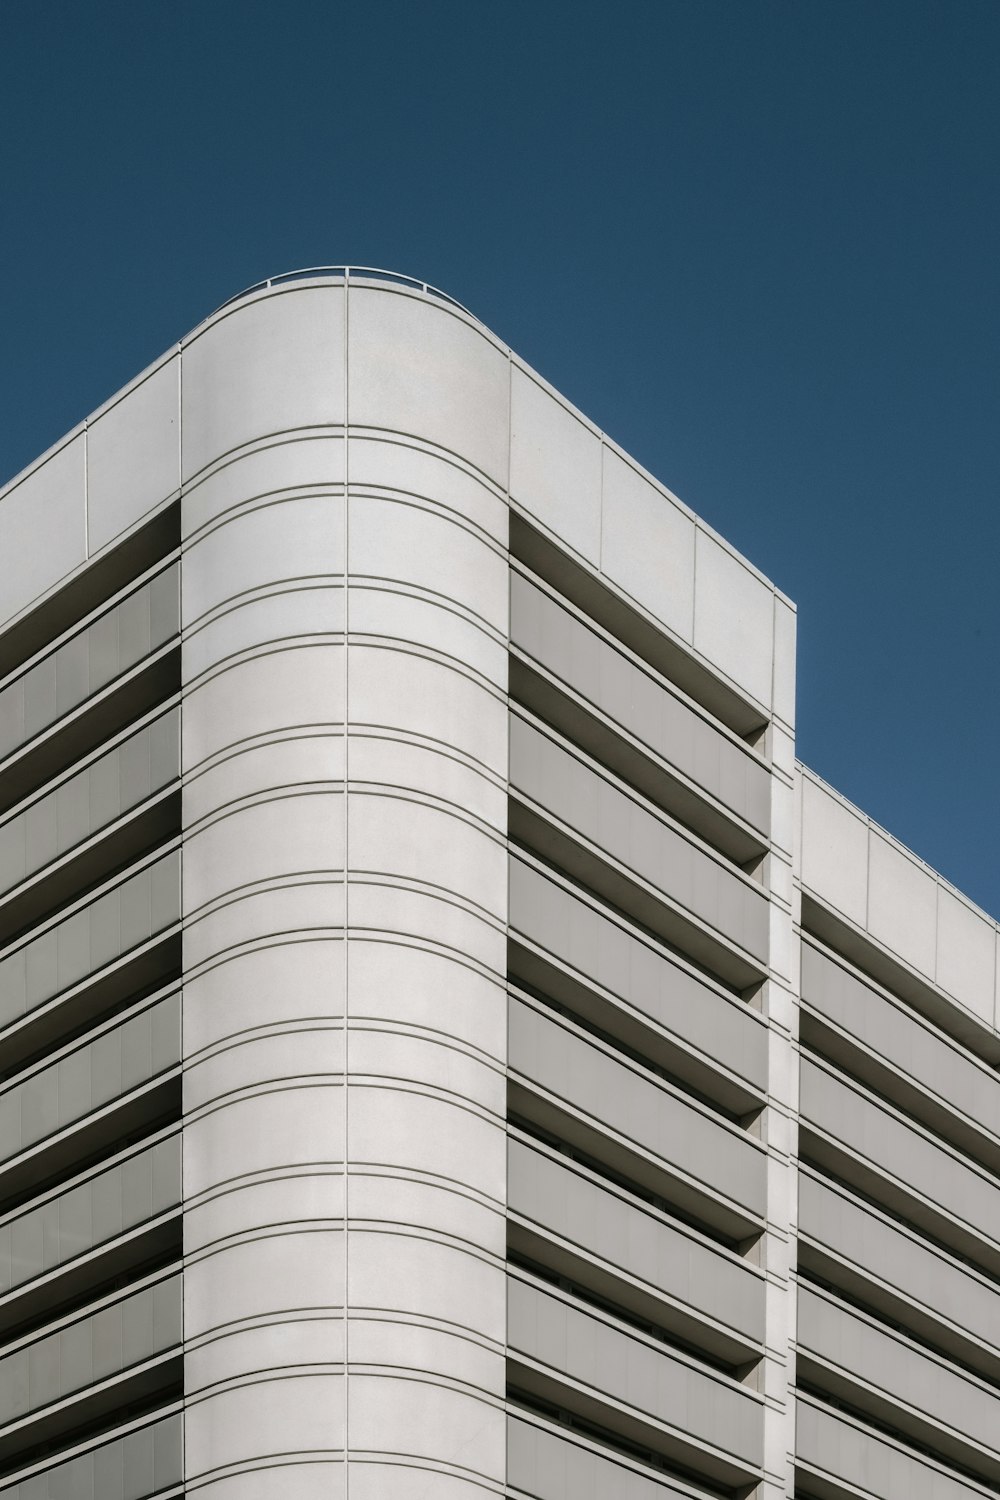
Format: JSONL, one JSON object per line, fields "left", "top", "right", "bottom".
{"left": 342, "top": 274, "right": 351, "bottom": 1493}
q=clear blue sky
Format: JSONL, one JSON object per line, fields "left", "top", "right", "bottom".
{"left": 3, "top": 1, "right": 998, "bottom": 916}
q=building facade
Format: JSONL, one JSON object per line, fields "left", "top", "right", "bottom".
{"left": 0, "top": 268, "right": 998, "bottom": 1500}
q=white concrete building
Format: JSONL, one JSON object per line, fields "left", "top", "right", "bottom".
{"left": 0, "top": 268, "right": 998, "bottom": 1500}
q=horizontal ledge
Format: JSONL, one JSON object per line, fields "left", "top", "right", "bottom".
{"left": 801, "top": 894, "right": 1000, "bottom": 1068}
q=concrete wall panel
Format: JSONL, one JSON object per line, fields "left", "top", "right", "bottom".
{"left": 184, "top": 793, "right": 342, "bottom": 915}
{"left": 182, "top": 882, "right": 343, "bottom": 980}
{"left": 509, "top": 855, "right": 766, "bottom": 1094}
{"left": 937, "top": 884, "right": 996, "bottom": 1025}
{"left": 599, "top": 447, "right": 695, "bottom": 642}
{"left": 347, "top": 1313, "right": 498, "bottom": 1397}
{"left": 184, "top": 1170, "right": 343, "bottom": 1264}
{"left": 510, "top": 367, "right": 602, "bottom": 564}
{"left": 509, "top": 1137, "right": 764, "bottom": 1346}
{"left": 347, "top": 880, "right": 503, "bottom": 979}
{"left": 347, "top": 1376, "right": 505, "bottom": 1490}
{"left": 349, "top": 493, "right": 506, "bottom": 632}
{"left": 183, "top": 434, "right": 344, "bottom": 534}
{"left": 801, "top": 1056, "right": 1000, "bottom": 1251}
{"left": 797, "top": 1396, "right": 988, "bottom": 1500}
{"left": 800, "top": 1171, "right": 1000, "bottom": 1359}
{"left": 347, "top": 1084, "right": 502, "bottom": 1202}
{"left": 188, "top": 1461, "right": 344, "bottom": 1500}
{"left": 510, "top": 997, "right": 766, "bottom": 1226}
{"left": 184, "top": 1083, "right": 344, "bottom": 1203}
{"left": 348, "top": 1228, "right": 502, "bottom": 1343}
{"left": 867, "top": 828, "right": 938, "bottom": 977}
{"left": 693, "top": 529, "right": 773, "bottom": 709}
{"left": 348, "top": 642, "right": 505, "bottom": 776}
{"left": 799, "top": 1283, "right": 1000, "bottom": 1473}
{"left": 802, "top": 941, "right": 1000, "bottom": 1145}
{"left": 182, "top": 643, "right": 343, "bottom": 770}
{"left": 772, "top": 595, "right": 796, "bottom": 730}
{"left": 182, "top": 591, "right": 345, "bottom": 689}
{"left": 185, "top": 1027, "right": 343, "bottom": 1120}
{"left": 349, "top": 790, "right": 503, "bottom": 919}
{"left": 181, "top": 286, "right": 345, "bottom": 481}
{"left": 347, "top": 1468, "right": 500, "bottom": 1500}
{"left": 347, "top": 933, "right": 505, "bottom": 1062}
{"left": 799, "top": 773, "right": 869, "bottom": 928}
{"left": 508, "top": 1414, "right": 694, "bottom": 1500}
{"left": 88, "top": 355, "right": 180, "bottom": 552}
{"left": 511, "top": 571, "right": 770, "bottom": 835}
{"left": 184, "top": 732, "right": 343, "bottom": 830}
{"left": 186, "top": 1229, "right": 344, "bottom": 1341}
{"left": 348, "top": 435, "right": 506, "bottom": 543}
{"left": 184, "top": 494, "right": 344, "bottom": 628}
{"left": 348, "top": 584, "right": 504, "bottom": 690}
{"left": 184, "top": 1375, "right": 344, "bottom": 1490}
{"left": 799, "top": 769, "right": 1000, "bottom": 1039}
{"left": 0, "top": 435, "right": 86, "bottom": 624}
{"left": 181, "top": 940, "right": 343, "bottom": 1064}
{"left": 348, "top": 732, "right": 504, "bottom": 833}
{"left": 348, "top": 287, "right": 509, "bottom": 488}
{"left": 509, "top": 1276, "right": 763, "bottom": 1481}
{"left": 510, "top": 716, "right": 768, "bottom": 963}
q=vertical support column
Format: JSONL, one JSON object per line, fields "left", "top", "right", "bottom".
{"left": 342, "top": 282, "right": 511, "bottom": 1498}
{"left": 180, "top": 285, "right": 349, "bottom": 1498}
{"left": 760, "top": 596, "right": 800, "bottom": 1500}
{"left": 179, "top": 278, "right": 512, "bottom": 1498}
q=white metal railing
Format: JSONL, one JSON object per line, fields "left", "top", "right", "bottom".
{"left": 213, "top": 265, "right": 471, "bottom": 316}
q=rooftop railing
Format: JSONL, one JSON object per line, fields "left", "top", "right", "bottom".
{"left": 214, "top": 265, "right": 471, "bottom": 316}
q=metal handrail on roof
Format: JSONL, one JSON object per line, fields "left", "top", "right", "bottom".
{"left": 213, "top": 266, "right": 471, "bottom": 317}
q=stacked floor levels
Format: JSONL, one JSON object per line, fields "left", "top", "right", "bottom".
{"left": 0, "top": 268, "right": 998, "bottom": 1500}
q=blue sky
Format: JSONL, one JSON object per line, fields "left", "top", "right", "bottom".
{"left": 3, "top": 0, "right": 998, "bottom": 915}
